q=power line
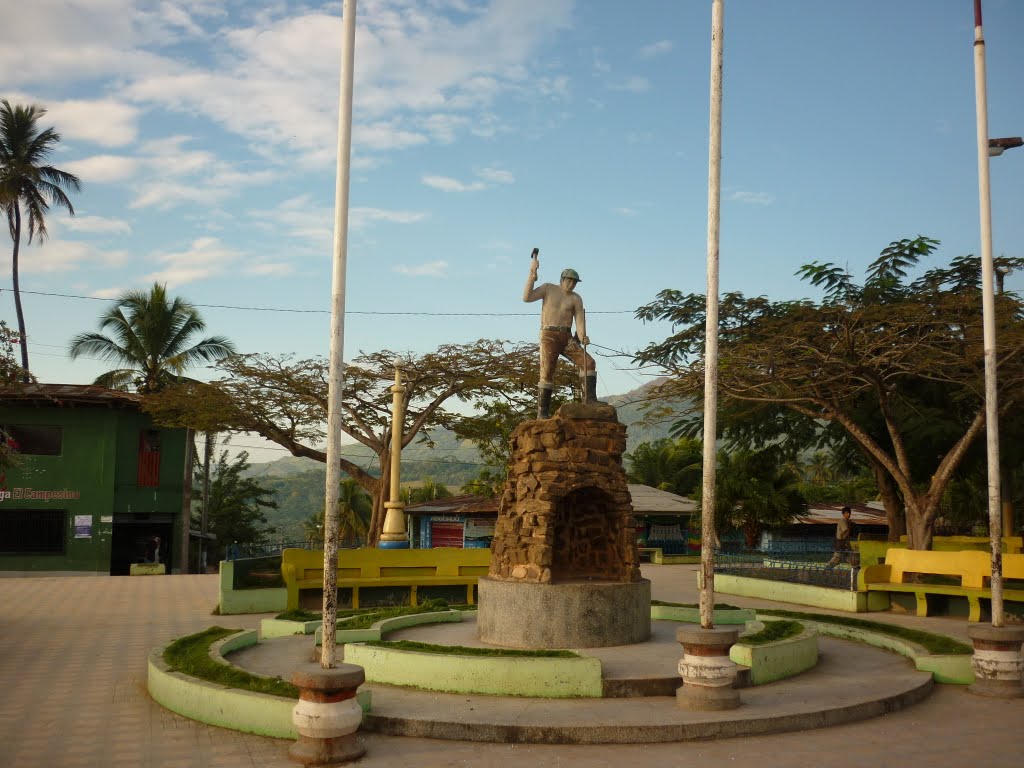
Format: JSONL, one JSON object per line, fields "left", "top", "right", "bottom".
{"left": 6, "top": 286, "right": 637, "bottom": 317}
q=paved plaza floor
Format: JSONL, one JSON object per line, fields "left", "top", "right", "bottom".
{"left": 1, "top": 565, "right": 1021, "bottom": 767}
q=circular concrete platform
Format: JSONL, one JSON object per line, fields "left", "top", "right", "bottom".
{"left": 477, "top": 577, "right": 652, "bottom": 648}
{"left": 227, "top": 617, "right": 934, "bottom": 744}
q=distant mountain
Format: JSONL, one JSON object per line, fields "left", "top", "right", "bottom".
{"left": 244, "top": 381, "right": 689, "bottom": 540}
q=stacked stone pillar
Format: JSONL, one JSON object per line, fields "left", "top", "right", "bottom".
{"left": 478, "top": 402, "right": 651, "bottom": 649}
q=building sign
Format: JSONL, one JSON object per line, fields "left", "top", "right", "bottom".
{"left": 464, "top": 517, "right": 496, "bottom": 539}
{"left": 74, "top": 515, "right": 93, "bottom": 538}
{"left": 0, "top": 488, "right": 82, "bottom": 503}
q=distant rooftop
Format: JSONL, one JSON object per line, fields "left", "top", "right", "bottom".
{"left": 0, "top": 383, "right": 143, "bottom": 409}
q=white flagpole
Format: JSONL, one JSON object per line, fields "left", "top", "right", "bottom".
{"left": 322, "top": 0, "right": 358, "bottom": 669}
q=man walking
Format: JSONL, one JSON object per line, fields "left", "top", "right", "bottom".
{"left": 826, "top": 506, "right": 855, "bottom": 567}
{"left": 523, "top": 252, "right": 597, "bottom": 418}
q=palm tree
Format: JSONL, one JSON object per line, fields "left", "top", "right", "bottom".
{"left": 68, "top": 282, "right": 235, "bottom": 393}
{"left": 703, "top": 448, "right": 808, "bottom": 549}
{"left": 303, "top": 479, "right": 371, "bottom": 547}
{"left": 1, "top": 100, "right": 81, "bottom": 380}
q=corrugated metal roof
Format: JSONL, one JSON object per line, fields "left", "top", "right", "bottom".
{"left": 0, "top": 383, "right": 142, "bottom": 408}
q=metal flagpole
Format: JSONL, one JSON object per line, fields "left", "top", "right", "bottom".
{"left": 699, "top": 0, "right": 725, "bottom": 631}
{"left": 322, "top": 0, "right": 358, "bottom": 669}
{"left": 972, "top": 0, "right": 1004, "bottom": 628}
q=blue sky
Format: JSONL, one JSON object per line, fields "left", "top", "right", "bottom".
{"left": 4, "top": 0, "right": 1024, "bottom": 460}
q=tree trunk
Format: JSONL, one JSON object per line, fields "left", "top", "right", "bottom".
{"left": 905, "top": 508, "right": 934, "bottom": 551}
{"left": 366, "top": 450, "right": 390, "bottom": 546}
{"left": 10, "top": 206, "right": 30, "bottom": 381}
{"left": 871, "top": 462, "right": 906, "bottom": 542}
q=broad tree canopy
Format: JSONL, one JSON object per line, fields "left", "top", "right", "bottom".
{"left": 636, "top": 237, "right": 1024, "bottom": 549}
{"left": 144, "top": 339, "right": 538, "bottom": 543}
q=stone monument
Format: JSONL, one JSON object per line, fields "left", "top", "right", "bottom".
{"left": 477, "top": 400, "right": 651, "bottom": 648}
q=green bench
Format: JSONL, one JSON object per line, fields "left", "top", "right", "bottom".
{"left": 280, "top": 547, "right": 491, "bottom": 611}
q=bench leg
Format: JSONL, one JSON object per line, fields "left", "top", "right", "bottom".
{"left": 352, "top": 587, "right": 359, "bottom": 610}
{"left": 467, "top": 584, "right": 474, "bottom": 606}
{"left": 914, "top": 592, "right": 929, "bottom": 618}
{"left": 286, "top": 586, "right": 299, "bottom": 612}
{"left": 410, "top": 585, "right": 418, "bottom": 607}
{"left": 968, "top": 596, "right": 981, "bottom": 623}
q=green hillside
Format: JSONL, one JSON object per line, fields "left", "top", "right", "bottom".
{"left": 247, "top": 380, "right": 687, "bottom": 541}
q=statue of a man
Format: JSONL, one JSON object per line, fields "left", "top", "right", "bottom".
{"left": 523, "top": 251, "right": 597, "bottom": 418}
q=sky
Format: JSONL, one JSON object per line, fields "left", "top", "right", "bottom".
{"left": 3, "top": 0, "right": 1024, "bottom": 463}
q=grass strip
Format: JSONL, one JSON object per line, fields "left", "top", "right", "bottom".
{"left": 740, "top": 620, "right": 802, "bottom": 646}
{"left": 361, "top": 639, "right": 579, "bottom": 658}
{"left": 276, "top": 598, "right": 467, "bottom": 624}
{"left": 651, "top": 600, "right": 741, "bottom": 610}
{"left": 274, "top": 609, "right": 320, "bottom": 622}
{"left": 758, "top": 609, "right": 972, "bottom": 655}
{"left": 163, "top": 627, "right": 299, "bottom": 698}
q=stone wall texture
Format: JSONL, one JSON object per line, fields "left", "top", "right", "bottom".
{"left": 488, "top": 402, "right": 641, "bottom": 584}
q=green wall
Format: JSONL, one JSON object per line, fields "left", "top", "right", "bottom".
{"left": 0, "top": 403, "right": 187, "bottom": 573}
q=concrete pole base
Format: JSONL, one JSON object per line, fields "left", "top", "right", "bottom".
{"left": 289, "top": 662, "right": 366, "bottom": 766}
{"left": 966, "top": 623, "right": 1024, "bottom": 699}
{"left": 676, "top": 625, "right": 741, "bottom": 711}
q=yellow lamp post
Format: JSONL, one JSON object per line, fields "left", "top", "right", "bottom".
{"left": 379, "top": 356, "right": 409, "bottom": 548}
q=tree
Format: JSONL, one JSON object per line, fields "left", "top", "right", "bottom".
{"left": 0, "top": 320, "right": 34, "bottom": 469}
{"left": 624, "top": 437, "right": 702, "bottom": 496}
{"left": 302, "top": 479, "right": 371, "bottom": 547}
{"left": 405, "top": 478, "right": 451, "bottom": 504}
{"left": 700, "top": 448, "right": 808, "bottom": 549}
{"left": 143, "top": 339, "right": 540, "bottom": 543}
{"left": 68, "top": 283, "right": 235, "bottom": 393}
{"left": 636, "top": 237, "right": 1024, "bottom": 549}
{"left": 194, "top": 450, "right": 277, "bottom": 558}
{"left": 1, "top": 100, "right": 81, "bottom": 380}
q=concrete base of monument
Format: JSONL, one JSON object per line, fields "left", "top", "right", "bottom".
{"left": 477, "top": 577, "right": 652, "bottom": 649}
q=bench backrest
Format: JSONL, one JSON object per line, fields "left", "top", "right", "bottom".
{"left": 884, "top": 549, "right": 989, "bottom": 589}
{"left": 281, "top": 547, "right": 490, "bottom": 583}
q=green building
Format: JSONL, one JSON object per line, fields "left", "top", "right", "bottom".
{"left": 0, "top": 384, "right": 191, "bottom": 575}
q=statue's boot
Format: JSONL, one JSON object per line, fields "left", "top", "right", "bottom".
{"left": 584, "top": 373, "right": 599, "bottom": 403}
{"left": 537, "top": 386, "right": 553, "bottom": 419}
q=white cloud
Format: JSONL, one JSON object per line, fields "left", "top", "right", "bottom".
{"left": 244, "top": 262, "right": 294, "bottom": 277}
{"left": 13, "top": 239, "right": 128, "bottom": 274}
{"left": 477, "top": 167, "right": 515, "bottom": 184}
{"left": 613, "top": 207, "right": 638, "bottom": 216}
{"left": 729, "top": 190, "right": 774, "bottom": 206}
{"left": 350, "top": 207, "right": 428, "bottom": 228}
{"left": 143, "top": 236, "right": 241, "bottom": 286}
{"left": 639, "top": 40, "right": 673, "bottom": 59}
{"left": 422, "top": 166, "right": 513, "bottom": 193}
{"left": 61, "top": 215, "right": 132, "bottom": 235}
{"left": 392, "top": 260, "right": 449, "bottom": 277}
{"left": 422, "top": 174, "right": 486, "bottom": 193}
{"left": 126, "top": 136, "right": 276, "bottom": 210}
{"left": 63, "top": 154, "right": 139, "bottom": 183}
{"left": 609, "top": 76, "right": 651, "bottom": 93}
{"left": 46, "top": 98, "right": 140, "bottom": 147}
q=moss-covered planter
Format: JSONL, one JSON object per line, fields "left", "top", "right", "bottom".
{"left": 757, "top": 613, "right": 974, "bottom": 684}
{"left": 261, "top": 618, "right": 321, "bottom": 639}
{"left": 730, "top": 622, "right": 819, "bottom": 685}
{"left": 343, "top": 642, "right": 602, "bottom": 698}
{"left": 651, "top": 604, "right": 756, "bottom": 625}
{"left": 313, "top": 608, "right": 465, "bottom": 645}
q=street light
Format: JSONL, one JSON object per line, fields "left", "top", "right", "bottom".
{"left": 988, "top": 136, "right": 1023, "bottom": 157}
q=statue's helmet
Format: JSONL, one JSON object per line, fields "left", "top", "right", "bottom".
{"left": 560, "top": 268, "right": 582, "bottom": 283}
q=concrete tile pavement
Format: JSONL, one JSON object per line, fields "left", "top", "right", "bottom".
{"left": 0, "top": 567, "right": 1021, "bottom": 768}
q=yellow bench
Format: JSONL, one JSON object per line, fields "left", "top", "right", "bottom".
{"left": 280, "top": 547, "right": 491, "bottom": 612}
{"left": 859, "top": 549, "right": 1024, "bottom": 622}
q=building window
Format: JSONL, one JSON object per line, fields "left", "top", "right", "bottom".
{"left": 1, "top": 425, "right": 63, "bottom": 456}
{"left": 0, "top": 509, "right": 66, "bottom": 555}
{"left": 138, "top": 430, "right": 161, "bottom": 487}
